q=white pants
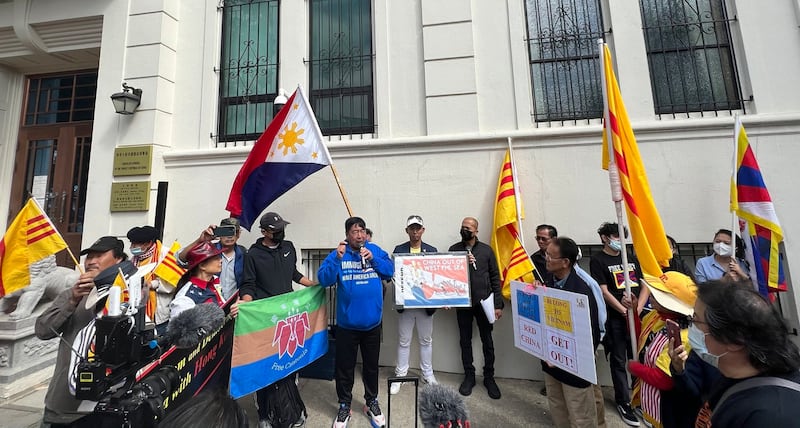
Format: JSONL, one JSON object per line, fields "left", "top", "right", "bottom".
{"left": 395, "top": 309, "right": 434, "bottom": 378}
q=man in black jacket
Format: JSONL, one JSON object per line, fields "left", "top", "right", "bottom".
{"left": 448, "top": 217, "right": 503, "bottom": 399}
{"left": 541, "top": 237, "right": 602, "bottom": 428}
{"left": 239, "top": 212, "right": 316, "bottom": 428}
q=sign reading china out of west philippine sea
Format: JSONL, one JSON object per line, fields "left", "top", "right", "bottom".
{"left": 510, "top": 280, "right": 597, "bottom": 384}
{"left": 393, "top": 253, "right": 472, "bottom": 309}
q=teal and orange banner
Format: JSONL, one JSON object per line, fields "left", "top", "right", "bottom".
{"left": 229, "top": 285, "right": 328, "bottom": 398}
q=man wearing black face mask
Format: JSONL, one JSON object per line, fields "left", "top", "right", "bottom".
{"left": 239, "top": 212, "right": 316, "bottom": 427}
{"left": 448, "top": 217, "right": 503, "bottom": 399}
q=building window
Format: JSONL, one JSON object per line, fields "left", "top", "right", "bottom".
{"left": 25, "top": 72, "right": 97, "bottom": 125}
{"left": 640, "top": 0, "right": 743, "bottom": 115}
{"left": 309, "top": 0, "right": 374, "bottom": 136}
{"left": 524, "top": 0, "right": 605, "bottom": 123}
{"left": 302, "top": 248, "right": 336, "bottom": 326}
{"left": 218, "top": 0, "right": 280, "bottom": 146}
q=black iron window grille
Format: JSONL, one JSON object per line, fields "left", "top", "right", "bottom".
{"left": 217, "top": 0, "right": 280, "bottom": 146}
{"left": 302, "top": 248, "right": 337, "bottom": 326}
{"left": 25, "top": 72, "right": 97, "bottom": 125}
{"left": 309, "top": 0, "right": 375, "bottom": 136}
{"left": 524, "top": 0, "right": 605, "bottom": 123}
{"left": 640, "top": 0, "right": 745, "bottom": 116}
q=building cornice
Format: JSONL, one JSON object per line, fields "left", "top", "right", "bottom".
{"left": 163, "top": 112, "right": 800, "bottom": 168}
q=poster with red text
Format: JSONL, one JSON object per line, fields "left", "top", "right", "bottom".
{"left": 510, "top": 280, "right": 597, "bottom": 384}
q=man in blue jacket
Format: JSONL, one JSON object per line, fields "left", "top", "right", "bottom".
{"left": 318, "top": 217, "right": 394, "bottom": 428}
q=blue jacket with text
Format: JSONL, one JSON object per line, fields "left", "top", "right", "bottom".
{"left": 318, "top": 242, "right": 394, "bottom": 331}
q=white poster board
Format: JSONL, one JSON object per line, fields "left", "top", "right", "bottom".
{"left": 510, "top": 280, "right": 597, "bottom": 384}
{"left": 393, "top": 253, "right": 471, "bottom": 308}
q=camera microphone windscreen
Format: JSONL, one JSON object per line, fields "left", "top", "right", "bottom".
{"left": 165, "top": 303, "right": 225, "bottom": 349}
{"left": 419, "top": 383, "right": 470, "bottom": 427}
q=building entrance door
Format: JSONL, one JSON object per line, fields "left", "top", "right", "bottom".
{"left": 9, "top": 125, "right": 92, "bottom": 268}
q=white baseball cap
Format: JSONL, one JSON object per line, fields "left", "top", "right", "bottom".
{"left": 406, "top": 215, "right": 424, "bottom": 227}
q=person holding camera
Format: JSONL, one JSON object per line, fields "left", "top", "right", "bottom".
{"left": 35, "top": 237, "right": 127, "bottom": 427}
{"left": 177, "top": 218, "right": 247, "bottom": 301}
{"left": 239, "top": 212, "right": 315, "bottom": 428}
{"left": 170, "top": 241, "right": 239, "bottom": 318}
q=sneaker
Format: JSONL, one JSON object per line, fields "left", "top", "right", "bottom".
{"left": 459, "top": 374, "right": 476, "bottom": 396}
{"left": 332, "top": 403, "right": 351, "bottom": 428}
{"left": 616, "top": 403, "right": 640, "bottom": 427}
{"left": 423, "top": 375, "right": 438, "bottom": 385}
{"left": 484, "top": 377, "right": 501, "bottom": 399}
{"left": 291, "top": 412, "right": 307, "bottom": 428}
{"left": 363, "top": 399, "right": 386, "bottom": 428}
{"left": 389, "top": 381, "right": 403, "bottom": 395}
{"left": 633, "top": 407, "right": 652, "bottom": 428}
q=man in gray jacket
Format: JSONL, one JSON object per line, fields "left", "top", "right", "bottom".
{"left": 35, "top": 237, "right": 126, "bottom": 426}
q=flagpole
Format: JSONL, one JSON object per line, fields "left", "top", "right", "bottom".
{"left": 297, "top": 85, "right": 353, "bottom": 217}
{"left": 29, "top": 197, "right": 83, "bottom": 272}
{"left": 507, "top": 138, "right": 527, "bottom": 250}
{"left": 329, "top": 164, "right": 353, "bottom": 217}
{"left": 731, "top": 115, "right": 740, "bottom": 258}
{"left": 507, "top": 137, "right": 543, "bottom": 283}
{"left": 599, "top": 39, "right": 638, "bottom": 357}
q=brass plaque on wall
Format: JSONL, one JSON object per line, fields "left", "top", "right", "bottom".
{"left": 110, "top": 181, "right": 150, "bottom": 212}
{"left": 113, "top": 146, "right": 153, "bottom": 176}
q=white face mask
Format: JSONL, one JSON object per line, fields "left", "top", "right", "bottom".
{"left": 713, "top": 242, "right": 733, "bottom": 257}
{"left": 688, "top": 323, "right": 728, "bottom": 368}
{"left": 608, "top": 239, "right": 622, "bottom": 252}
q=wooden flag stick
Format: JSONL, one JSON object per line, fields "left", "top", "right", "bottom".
{"left": 329, "top": 164, "right": 353, "bottom": 217}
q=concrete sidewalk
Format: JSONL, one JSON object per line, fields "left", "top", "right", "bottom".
{"left": 1, "top": 367, "right": 633, "bottom": 427}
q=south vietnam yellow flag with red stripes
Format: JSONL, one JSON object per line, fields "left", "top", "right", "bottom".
{"left": 601, "top": 44, "right": 671, "bottom": 277}
{"left": 152, "top": 240, "right": 186, "bottom": 287}
{"left": 491, "top": 150, "right": 535, "bottom": 299}
{"left": 0, "top": 198, "right": 69, "bottom": 296}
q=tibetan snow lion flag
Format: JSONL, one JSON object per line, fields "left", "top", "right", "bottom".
{"left": 229, "top": 285, "right": 328, "bottom": 398}
{"left": 730, "top": 117, "right": 786, "bottom": 295}
{"left": 226, "top": 86, "right": 332, "bottom": 230}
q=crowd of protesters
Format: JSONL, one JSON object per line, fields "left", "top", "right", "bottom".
{"left": 32, "top": 213, "right": 800, "bottom": 428}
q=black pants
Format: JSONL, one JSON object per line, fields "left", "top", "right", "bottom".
{"left": 335, "top": 324, "right": 381, "bottom": 406}
{"left": 606, "top": 314, "right": 633, "bottom": 404}
{"left": 456, "top": 304, "right": 495, "bottom": 378}
{"left": 255, "top": 374, "right": 306, "bottom": 423}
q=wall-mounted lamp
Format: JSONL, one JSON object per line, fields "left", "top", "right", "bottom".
{"left": 273, "top": 88, "right": 288, "bottom": 118}
{"left": 110, "top": 83, "right": 142, "bottom": 115}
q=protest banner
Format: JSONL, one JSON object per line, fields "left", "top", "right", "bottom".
{"left": 229, "top": 285, "right": 329, "bottom": 398}
{"left": 510, "top": 280, "right": 597, "bottom": 384}
{"left": 393, "top": 253, "right": 471, "bottom": 308}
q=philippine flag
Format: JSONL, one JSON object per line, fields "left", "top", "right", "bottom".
{"left": 226, "top": 87, "right": 332, "bottom": 230}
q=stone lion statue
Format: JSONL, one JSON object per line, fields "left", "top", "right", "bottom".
{"left": 0, "top": 256, "right": 79, "bottom": 320}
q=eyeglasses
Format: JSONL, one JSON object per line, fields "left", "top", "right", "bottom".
{"left": 535, "top": 236, "right": 550, "bottom": 242}
{"left": 687, "top": 314, "right": 707, "bottom": 326}
{"left": 545, "top": 253, "right": 565, "bottom": 261}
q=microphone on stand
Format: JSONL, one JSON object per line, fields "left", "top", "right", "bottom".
{"left": 466, "top": 246, "right": 477, "bottom": 270}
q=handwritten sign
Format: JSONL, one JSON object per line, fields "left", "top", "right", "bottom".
{"left": 393, "top": 253, "right": 471, "bottom": 308}
{"left": 510, "top": 281, "right": 597, "bottom": 383}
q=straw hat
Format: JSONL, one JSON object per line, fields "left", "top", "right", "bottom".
{"left": 643, "top": 271, "right": 697, "bottom": 316}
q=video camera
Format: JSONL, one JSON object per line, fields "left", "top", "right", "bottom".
{"left": 73, "top": 261, "right": 177, "bottom": 428}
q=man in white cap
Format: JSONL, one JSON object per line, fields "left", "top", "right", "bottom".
{"left": 390, "top": 215, "right": 439, "bottom": 394}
